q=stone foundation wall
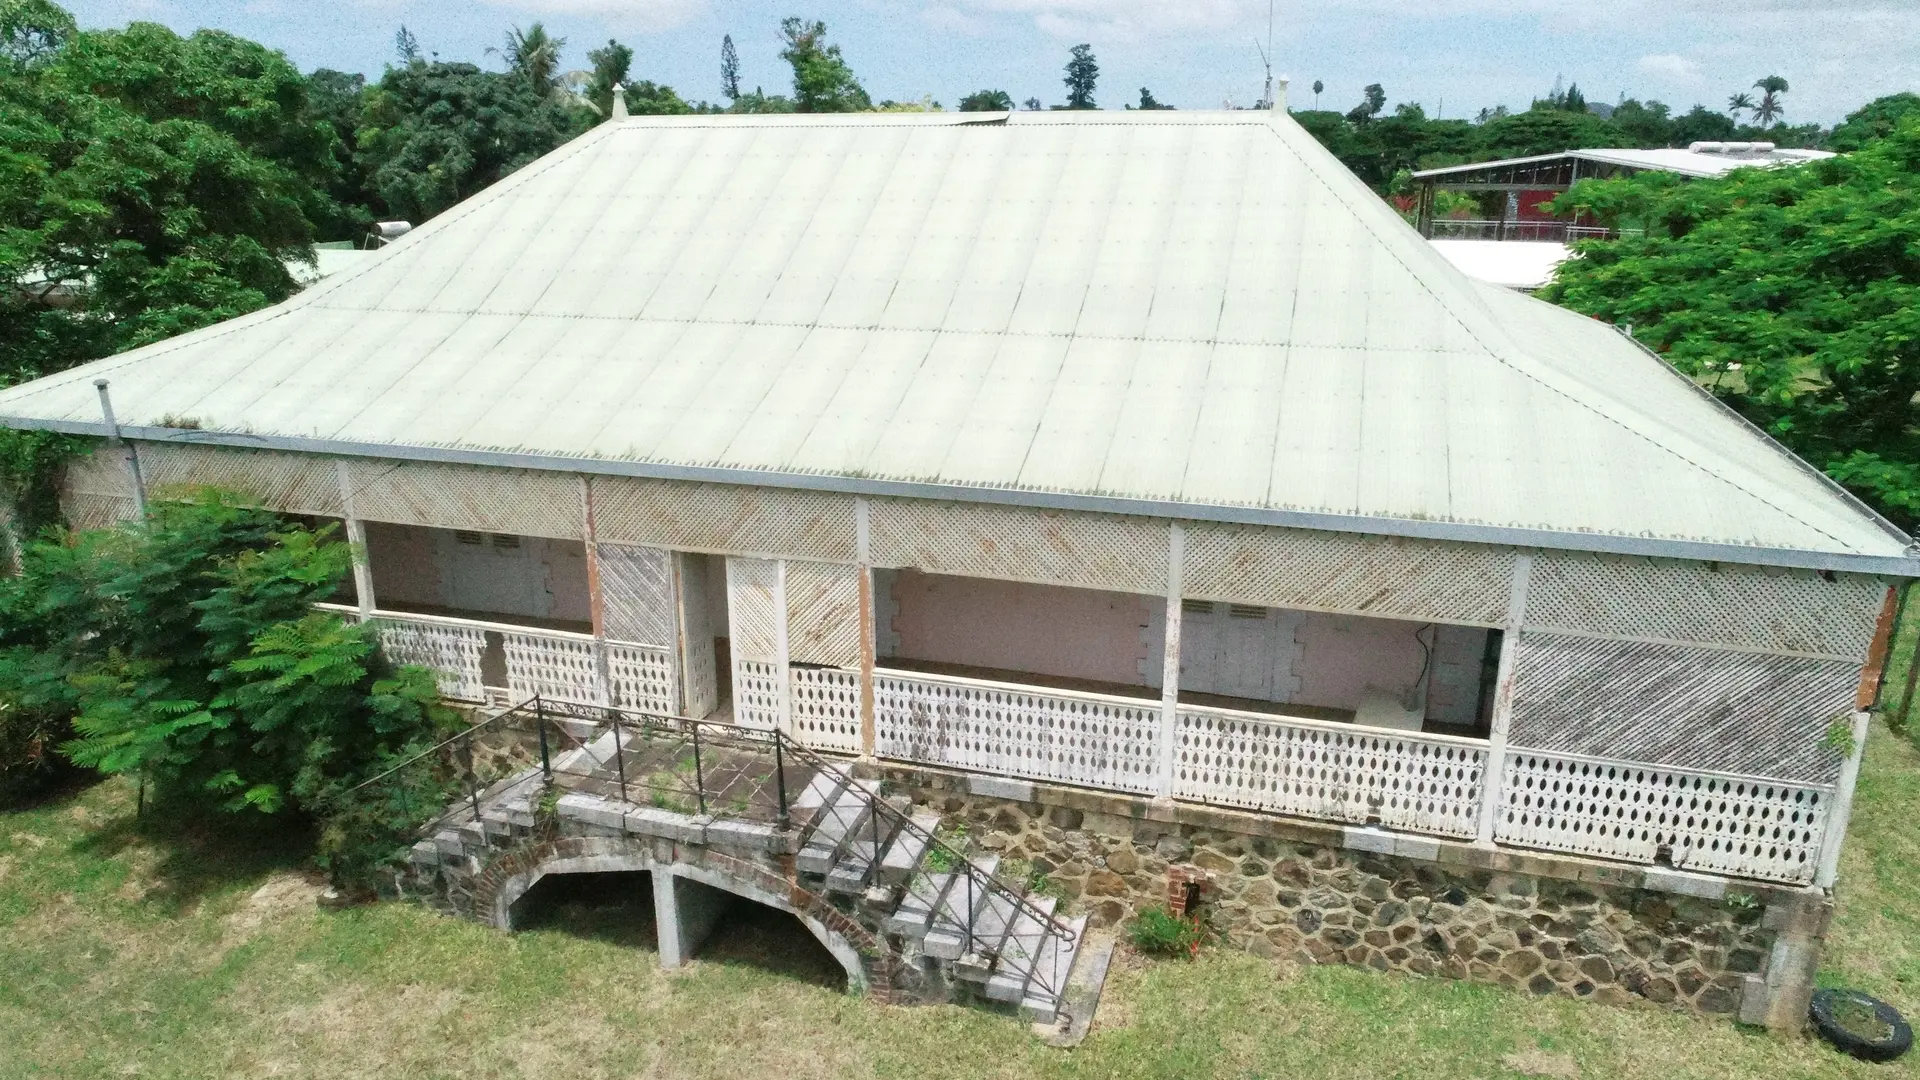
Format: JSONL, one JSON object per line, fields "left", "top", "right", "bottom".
{"left": 880, "top": 764, "right": 1831, "bottom": 1027}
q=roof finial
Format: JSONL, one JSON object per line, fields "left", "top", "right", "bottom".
{"left": 1272, "top": 75, "right": 1289, "bottom": 113}
{"left": 611, "top": 83, "right": 629, "bottom": 120}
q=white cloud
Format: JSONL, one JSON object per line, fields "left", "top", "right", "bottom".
{"left": 472, "top": 0, "right": 711, "bottom": 33}
{"left": 936, "top": 0, "right": 1264, "bottom": 42}
{"left": 1636, "top": 53, "right": 1702, "bottom": 83}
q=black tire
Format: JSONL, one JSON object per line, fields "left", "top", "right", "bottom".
{"left": 1811, "top": 989, "right": 1913, "bottom": 1063}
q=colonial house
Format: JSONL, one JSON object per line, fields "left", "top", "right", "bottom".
{"left": 2, "top": 88, "right": 1909, "bottom": 1030}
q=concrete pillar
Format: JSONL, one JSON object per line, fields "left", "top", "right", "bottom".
{"left": 335, "top": 460, "right": 376, "bottom": 617}
{"left": 653, "top": 870, "right": 732, "bottom": 969}
{"left": 1154, "top": 522, "right": 1186, "bottom": 799}
{"left": 856, "top": 498, "right": 876, "bottom": 758}
{"left": 1739, "top": 892, "right": 1834, "bottom": 1032}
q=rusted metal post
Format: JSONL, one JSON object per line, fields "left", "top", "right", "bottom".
{"left": 536, "top": 696, "right": 551, "bottom": 780}
{"left": 611, "top": 712, "right": 629, "bottom": 804}
{"left": 690, "top": 720, "right": 707, "bottom": 815}
{"left": 1475, "top": 553, "right": 1533, "bottom": 846}
{"left": 773, "top": 736, "right": 791, "bottom": 831}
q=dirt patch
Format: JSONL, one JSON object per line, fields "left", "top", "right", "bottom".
{"left": 1503, "top": 1046, "right": 1581, "bottom": 1080}
{"left": 11, "top": 830, "right": 47, "bottom": 849}
{"left": 0, "top": 854, "right": 13, "bottom": 886}
{"left": 221, "top": 872, "right": 325, "bottom": 947}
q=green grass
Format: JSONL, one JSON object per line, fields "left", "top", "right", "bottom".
{"left": 5, "top": 727, "right": 1920, "bottom": 1079}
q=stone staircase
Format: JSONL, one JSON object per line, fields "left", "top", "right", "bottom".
{"left": 399, "top": 724, "right": 1095, "bottom": 1024}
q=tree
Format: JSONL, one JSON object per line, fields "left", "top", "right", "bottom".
{"left": 585, "top": 38, "right": 631, "bottom": 118}
{"left": 1345, "top": 83, "right": 1385, "bottom": 124}
{"left": 1610, "top": 98, "right": 1674, "bottom": 147}
{"left": 1312, "top": 79, "right": 1323, "bottom": 108}
{"left": 495, "top": 22, "right": 564, "bottom": 94}
{"left": 2, "top": 0, "right": 73, "bottom": 66}
{"left": 1752, "top": 75, "right": 1788, "bottom": 127}
{"left": 1023, "top": 96, "right": 1041, "bottom": 111}
{"left": 1062, "top": 43, "right": 1097, "bottom": 109}
{"left": 1131, "top": 86, "right": 1171, "bottom": 110}
{"left": 778, "top": 17, "right": 869, "bottom": 113}
{"left": 720, "top": 33, "right": 740, "bottom": 102}
{"left": 1475, "top": 105, "right": 1616, "bottom": 158}
{"left": 959, "top": 88, "right": 1014, "bottom": 112}
{"left": 1830, "top": 93, "right": 1920, "bottom": 152}
{"left": 1671, "top": 103, "right": 1738, "bottom": 144}
{"left": 1726, "top": 91, "right": 1754, "bottom": 123}
{"left": 355, "top": 60, "right": 588, "bottom": 222}
{"left": 1543, "top": 120, "right": 1920, "bottom": 527}
{"left": 393, "top": 25, "right": 419, "bottom": 63}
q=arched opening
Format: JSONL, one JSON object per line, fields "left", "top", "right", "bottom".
{"left": 697, "top": 894, "right": 848, "bottom": 992}
{"left": 508, "top": 869, "right": 657, "bottom": 950}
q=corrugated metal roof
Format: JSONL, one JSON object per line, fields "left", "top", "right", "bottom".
{"left": 1413, "top": 145, "right": 1834, "bottom": 182}
{"left": 0, "top": 110, "right": 1908, "bottom": 570}
{"left": 1428, "top": 239, "right": 1570, "bottom": 290}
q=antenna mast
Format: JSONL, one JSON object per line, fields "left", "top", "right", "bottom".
{"left": 1253, "top": 0, "right": 1275, "bottom": 108}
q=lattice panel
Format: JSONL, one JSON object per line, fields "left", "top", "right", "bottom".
{"left": 608, "top": 642, "right": 677, "bottom": 715}
{"left": 1510, "top": 633, "right": 1858, "bottom": 784}
{"left": 1496, "top": 751, "right": 1833, "bottom": 884}
{"left": 61, "top": 493, "right": 139, "bottom": 530}
{"left": 1182, "top": 522, "right": 1513, "bottom": 627}
{"left": 137, "top": 443, "right": 344, "bottom": 515}
{"left": 63, "top": 446, "right": 136, "bottom": 497}
{"left": 873, "top": 669, "right": 1163, "bottom": 795}
{"left": 785, "top": 561, "right": 863, "bottom": 667}
{"left": 726, "top": 557, "right": 785, "bottom": 663}
{"left": 869, "top": 499, "right": 1169, "bottom": 597}
{"left": 504, "top": 629, "right": 601, "bottom": 705}
{"left": 1174, "top": 706, "right": 1486, "bottom": 838}
{"left": 1526, "top": 552, "right": 1885, "bottom": 660}
{"left": 374, "top": 616, "right": 486, "bottom": 701}
{"left": 597, "top": 543, "right": 676, "bottom": 647}
{"left": 593, "top": 476, "right": 856, "bottom": 561}
{"left": 790, "top": 666, "right": 862, "bottom": 754}
{"left": 735, "top": 658, "right": 786, "bottom": 730}
{"left": 346, "top": 460, "right": 583, "bottom": 541}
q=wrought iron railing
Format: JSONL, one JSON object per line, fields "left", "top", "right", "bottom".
{"left": 343, "top": 694, "right": 1081, "bottom": 1000}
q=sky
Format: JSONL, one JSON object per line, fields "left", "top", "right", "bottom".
{"left": 62, "top": 0, "right": 1914, "bottom": 125}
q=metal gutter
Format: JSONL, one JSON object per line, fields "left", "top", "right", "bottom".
{"left": 12, "top": 415, "right": 1919, "bottom": 578}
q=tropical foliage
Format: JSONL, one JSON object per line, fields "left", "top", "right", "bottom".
{"left": 1543, "top": 118, "right": 1920, "bottom": 527}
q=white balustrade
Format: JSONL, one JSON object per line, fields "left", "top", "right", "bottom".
{"left": 790, "top": 666, "right": 862, "bottom": 754}
{"left": 1175, "top": 705, "right": 1487, "bottom": 838}
{"left": 503, "top": 628, "right": 601, "bottom": 705}
{"left": 608, "top": 641, "right": 676, "bottom": 714}
{"left": 371, "top": 612, "right": 487, "bottom": 702}
{"left": 1495, "top": 750, "right": 1834, "bottom": 885}
{"left": 736, "top": 659, "right": 786, "bottom": 730}
{"left": 874, "top": 669, "right": 1162, "bottom": 795}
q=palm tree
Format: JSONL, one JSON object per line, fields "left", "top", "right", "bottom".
{"left": 1751, "top": 75, "right": 1788, "bottom": 127}
{"left": 493, "top": 22, "right": 565, "bottom": 92}
{"left": 1726, "top": 92, "right": 1754, "bottom": 123}
{"left": 1312, "top": 79, "right": 1323, "bottom": 109}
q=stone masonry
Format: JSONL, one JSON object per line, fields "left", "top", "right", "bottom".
{"left": 877, "top": 762, "right": 1833, "bottom": 1031}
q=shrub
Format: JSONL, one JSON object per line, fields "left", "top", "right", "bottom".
{"left": 1127, "top": 904, "right": 1211, "bottom": 957}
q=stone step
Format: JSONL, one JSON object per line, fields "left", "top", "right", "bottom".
{"left": 887, "top": 871, "right": 957, "bottom": 937}
{"left": 878, "top": 810, "right": 941, "bottom": 887}
{"left": 955, "top": 886, "right": 1029, "bottom": 983}
{"left": 1019, "top": 915, "right": 1091, "bottom": 1023}
{"left": 796, "top": 775, "right": 879, "bottom": 875}
{"left": 983, "top": 896, "right": 1061, "bottom": 1002}
{"left": 923, "top": 855, "right": 999, "bottom": 961}
{"left": 825, "top": 813, "right": 902, "bottom": 894}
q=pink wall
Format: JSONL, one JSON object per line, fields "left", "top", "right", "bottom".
{"left": 887, "top": 570, "right": 1151, "bottom": 686}
{"left": 1291, "top": 612, "right": 1430, "bottom": 713}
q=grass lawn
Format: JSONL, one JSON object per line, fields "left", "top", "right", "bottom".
{"left": 3, "top": 725, "right": 1919, "bottom": 1079}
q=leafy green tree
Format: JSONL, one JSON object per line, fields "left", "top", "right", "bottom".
{"left": 2, "top": 0, "right": 72, "bottom": 66}
{"left": 393, "top": 25, "right": 419, "bottom": 63}
{"left": 720, "top": 33, "right": 740, "bottom": 102}
{"left": 1543, "top": 120, "right": 1920, "bottom": 526}
{"left": 495, "top": 22, "right": 564, "bottom": 94}
{"left": 728, "top": 85, "right": 796, "bottom": 114}
{"left": 1345, "top": 83, "right": 1385, "bottom": 124}
{"left": 355, "top": 60, "right": 588, "bottom": 222}
{"left": 959, "top": 88, "right": 1013, "bottom": 111}
{"left": 778, "top": 17, "right": 868, "bottom": 113}
{"left": 624, "top": 79, "right": 692, "bottom": 116}
{"left": 1670, "top": 103, "right": 1738, "bottom": 144}
{"left": 1062, "top": 43, "right": 1097, "bottom": 109}
{"left": 1752, "top": 75, "right": 1788, "bottom": 127}
{"left": 1830, "top": 93, "right": 1920, "bottom": 152}
{"left": 1610, "top": 98, "right": 1674, "bottom": 147}
{"left": 585, "top": 38, "right": 631, "bottom": 118}
{"left": 1474, "top": 104, "right": 1617, "bottom": 158}
{"left": 1131, "top": 86, "right": 1171, "bottom": 110}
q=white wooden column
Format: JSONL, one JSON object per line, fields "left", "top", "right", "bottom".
{"left": 1814, "top": 708, "right": 1873, "bottom": 888}
{"left": 1154, "top": 522, "right": 1186, "bottom": 798}
{"left": 581, "top": 476, "right": 612, "bottom": 707}
{"left": 856, "top": 498, "right": 877, "bottom": 758}
{"left": 1475, "top": 553, "right": 1533, "bottom": 845}
{"left": 334, "top": 460, "right": 375, "bottom": 619}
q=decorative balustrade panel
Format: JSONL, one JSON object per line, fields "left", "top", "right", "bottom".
{"left": 504, "top": 630, "right": 601, "bottom": 705}
{"left": 1495, "top": 751, "right": 1833, "bottom": 884}
{"left": 374, "top": 616, "right": 487, "bottom": 701}
{"left": 607, "top": 641, "right": 676, "bottom": 715}
{"left": 736, "top": 659, "right": 786, "bottom": 730}
{"left": 790, "top": 666, "right": 862, "bottom": 754}
{"left": 874, "top": 671, "right": 1162, "bottom": 795}
{"left": 1174, "top": 707, "right": 1487, "bottom": 838}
